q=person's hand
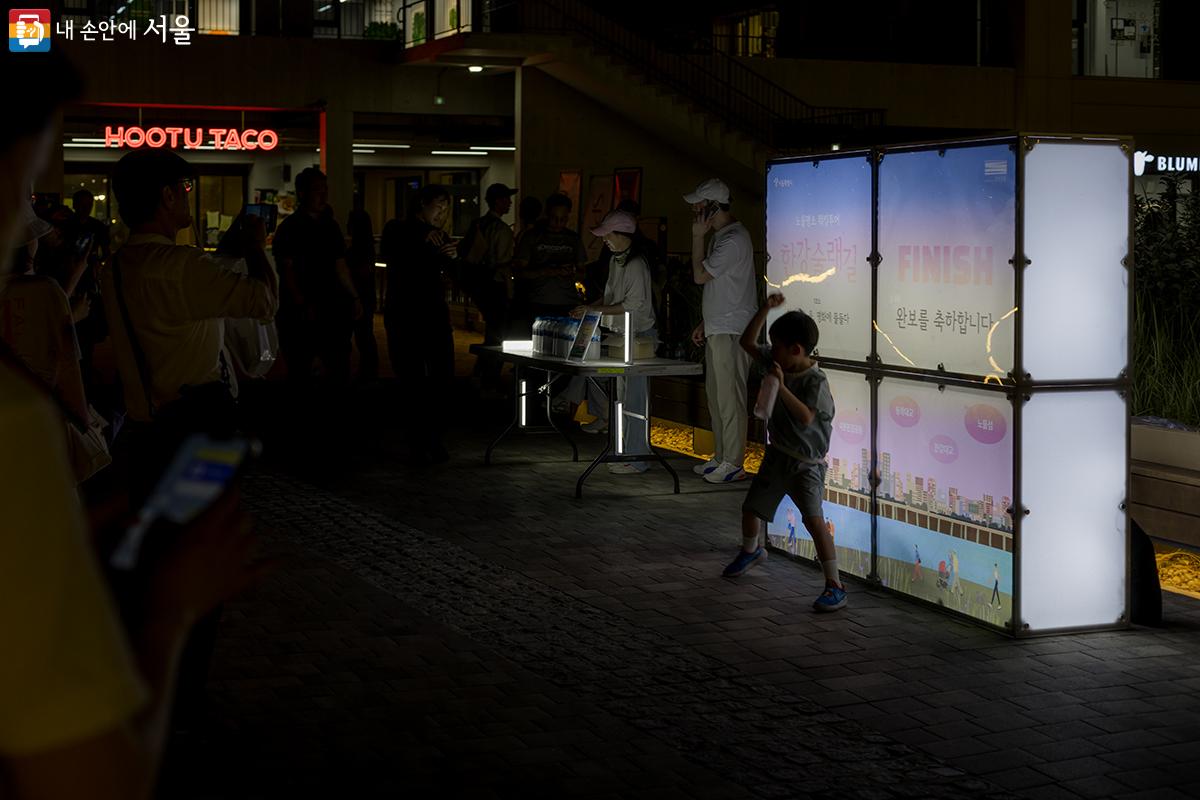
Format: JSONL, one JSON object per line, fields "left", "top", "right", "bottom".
{"left": 570, "top": 305, "right": 590, "bottom": 319}
{"left": 151, "top": 488, "right": 272, "bottom": 628}
{"left": 691, "top": 321, "right": 705, "bottom": 346}
{"left": 770, "top": 361, "right": 785, "bottom": 383}
{"left": 765, "top": 292, "right": 785, "bottom": 309}
{"left": 426, "top": 229, "right": 447, "bottom": 247}
{"left": 438, "top": 241, "right": 458, "bottom": 259}
{"left": 691, "top": 215, "right": 712, "bottom": 238}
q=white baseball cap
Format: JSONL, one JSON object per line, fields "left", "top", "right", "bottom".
{"left": 590, "top": 210, "right": 638, "bottom": 237}
{"left": 683, "top": 178, "right": 730, "bottom": 205}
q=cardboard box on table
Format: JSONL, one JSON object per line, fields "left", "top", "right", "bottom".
{"left": 763, "top": 135, "right": 1131, "bottom": 634}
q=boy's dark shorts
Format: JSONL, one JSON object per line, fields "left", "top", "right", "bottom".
{"left": 743, "top": 447, "right": 827, "bottom": 522}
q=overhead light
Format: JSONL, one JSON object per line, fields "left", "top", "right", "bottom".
{"left": 433, "top": 95, "right": 446, "bottom": 106}
{"left": 470, "top": 145, "right": 515, "bottom": 151}
{"left": 318, "top": 4, "right": 332, "bottom": 12}
{"left": 431, "top": 150, "right": 488, "bottom": 156}
{"left": 831, "top": 143, "right": 841, "bottom": 151}
{"left": 353, "top": 149, "right": 375, "bottom": 154}
{"left": 468, "top": 65, "right": 484, "bottom": 73}
{"left": 354, "top": 143, "right": 411, "bottom": 149}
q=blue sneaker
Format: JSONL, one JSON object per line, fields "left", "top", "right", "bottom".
{"left": 722, "top": 547, "right": 767, "bottom": 577}
{"left": 813, "top": 584, "right": 848, "bottom": 612}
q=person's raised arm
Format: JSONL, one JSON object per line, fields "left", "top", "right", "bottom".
{"left": 239, "top": 216, "right": 278, "bottom": 311}
{"left": 740, "top": 293, "right": 783, "bottom": 358}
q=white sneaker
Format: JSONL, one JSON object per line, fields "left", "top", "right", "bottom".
{"left": 704, "top": 462, "right": 748, "bottom": 484}
{"left": 608, "top": 462, "right": 649, "bottom": 474}
{"left": 692, "top": 458, "right": 720, "bottom": 476}
{"left": 580, "top": 418, "right": 608, "bottom": 434}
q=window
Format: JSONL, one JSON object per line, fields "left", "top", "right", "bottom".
{"left": 1075, "top": 0, "right": 1159, "bottom": 78}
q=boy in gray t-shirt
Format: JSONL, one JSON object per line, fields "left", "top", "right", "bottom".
{"left": 723, "top": 295, "right": 846, "bottom": 612}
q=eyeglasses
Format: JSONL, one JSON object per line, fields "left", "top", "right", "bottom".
{"left": 180, "top": 178, "right": 194, "bottom": 193}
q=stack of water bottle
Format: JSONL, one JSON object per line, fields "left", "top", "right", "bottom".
{"left": 532, "top": 316, "right": 600, "bottom": 359}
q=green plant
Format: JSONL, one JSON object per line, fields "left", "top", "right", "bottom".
{"left": 1132, "top": 299, "right": 1200, "bottom": 427}
{"left": 364, "top": 21, "right": 399, "bottom": 40}
{"left": 411, "top": 11, "right": 425, "bottom": 44}
{"left": 1132, "top": 177, "right": 1200, "bottom": 427}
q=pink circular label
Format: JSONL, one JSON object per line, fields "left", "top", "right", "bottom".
{"left": 890, "top": 396, "right": 921, "bottom": 427}
{"left": 836, "top": 411, "right": 867, "bottom": 444}
{"left": 964, "top": 403, "right": 1007, "bottom": 444}
{"left": 929, "top": 434, "right": 959, "bottom": 463}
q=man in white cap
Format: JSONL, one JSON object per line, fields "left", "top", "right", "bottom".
{"left": 686, "top": 178, "right": 757, "bottom": 483}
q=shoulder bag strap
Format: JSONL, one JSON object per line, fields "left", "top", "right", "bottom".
{"left": 111, "top": 251, "right": 157, "bottom": 418}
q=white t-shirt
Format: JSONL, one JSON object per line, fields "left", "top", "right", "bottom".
{"left": 702, "top": 221, "right": 757, "bottom": 336}
{"left": 602, "top": 249, "right": 656, "bottom": 334}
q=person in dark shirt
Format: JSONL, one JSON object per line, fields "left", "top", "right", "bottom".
{"left": 513, "top": 192, "right": 586, "bottom": 327}
{"left": 380, "top": 184, "right": 459, "bottom": 463}
{"left": 271, "top": 168, "right": 361, "bottom": 385}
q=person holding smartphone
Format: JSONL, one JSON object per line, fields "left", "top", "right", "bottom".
{"left": 1, "top": 48, "right": 267, "bottom": 800}
{"left": 685, "top": 178, "right": 758, "bottom": 485}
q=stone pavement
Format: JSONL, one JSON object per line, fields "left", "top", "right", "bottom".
{"left": 163, "top": 416, "right": 1200, "bottom": 800}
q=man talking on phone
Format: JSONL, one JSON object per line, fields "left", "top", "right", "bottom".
{"left": 686, "top": 178, "right": 758, "bottom": 484}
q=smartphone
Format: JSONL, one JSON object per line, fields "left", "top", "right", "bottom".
{"left": 74, "top": 231, "right": 94, "bottom": 257}
{"left": 244, "top": 203, "right": 278, "bottom": 234}
{"left": 702, "top": 201, "right": 720, "bottom": 222}
{"left": 110, "top": 434, "right": 260, "bottom": 570}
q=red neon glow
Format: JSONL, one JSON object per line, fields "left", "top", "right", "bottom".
{"left": 103, "top": 125, "right": 280, "bottom": 152}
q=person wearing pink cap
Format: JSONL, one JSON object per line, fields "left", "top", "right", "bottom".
{"left": 685, "top": 178, "right": 758, "bottom": 484}
{"left": 569, "top": 209, "right": 657, "bottom": 473}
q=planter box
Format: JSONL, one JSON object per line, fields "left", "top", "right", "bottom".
{"left": 1132, "top": 422, "right": 1200, "bottom": 473}
{"left": 1131, "top": 423, "right": 1200, "bottom": 551}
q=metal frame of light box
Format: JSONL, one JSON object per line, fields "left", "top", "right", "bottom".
{"left": 761, "top": 134, "right": 1133, "bottom": 637}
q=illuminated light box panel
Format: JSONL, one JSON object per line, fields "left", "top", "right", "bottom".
{"left": 876, "top": 142, "right": 1018, "bottom": 378}
{"left": 1021, "top": 139, "right": 1130, "bottom": 382}
{"left": 762, "top": 136, "right": 1131, "bottom": 634}
{"left": 876, "top": 378, "right": 1015, "bottom": 628}
{"left": 764, "top": 153, "right": 872, "bottom": 362}
{"left": 766, "top": 368, "right": 872, "bottom": 580}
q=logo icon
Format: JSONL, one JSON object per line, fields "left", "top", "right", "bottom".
{"left": 1133, "top": 150, "right": 1154, "bottom": 177}
{"left": 9, "top": 9, "right": 50, "bottom": 52}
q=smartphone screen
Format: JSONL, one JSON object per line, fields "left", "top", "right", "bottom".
{"left": 75, "top": 232, "right": 94, "bottom": 257}
{"left": 110, "top": 435, "right": 257, "bottom": 570}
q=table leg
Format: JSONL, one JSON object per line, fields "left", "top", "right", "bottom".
{"left": 542, "top": 371, "right": 578, "bottom": 462}
{"left": 484, "top": 364, "right": 523, "bottom": 465}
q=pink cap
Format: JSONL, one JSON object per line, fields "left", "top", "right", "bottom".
{"left": 590, "top": 210, "right": 638, "bottom": 237}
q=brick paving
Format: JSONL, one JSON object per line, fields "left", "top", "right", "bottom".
{"left": 162, "top": 387, "right": 1200, "bottom": 799}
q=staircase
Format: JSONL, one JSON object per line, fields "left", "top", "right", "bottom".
{"left": 447, "top": 0, "right": 885, "bottom": 189}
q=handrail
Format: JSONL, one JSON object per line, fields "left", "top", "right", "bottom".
{"left": 500, "top": 0, "right": 884, "bottom": 150}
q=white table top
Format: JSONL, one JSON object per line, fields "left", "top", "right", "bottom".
{"left": 471, "top": 343, "right": 703, "bottom": 378}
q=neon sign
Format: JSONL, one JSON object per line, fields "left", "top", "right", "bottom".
{"left": 103, "top": 125, "right": 279, "bottom": 151}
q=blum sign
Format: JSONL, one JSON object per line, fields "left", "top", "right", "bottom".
{"left": 103, "top": 126, "right": 280, "bottom": 151}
